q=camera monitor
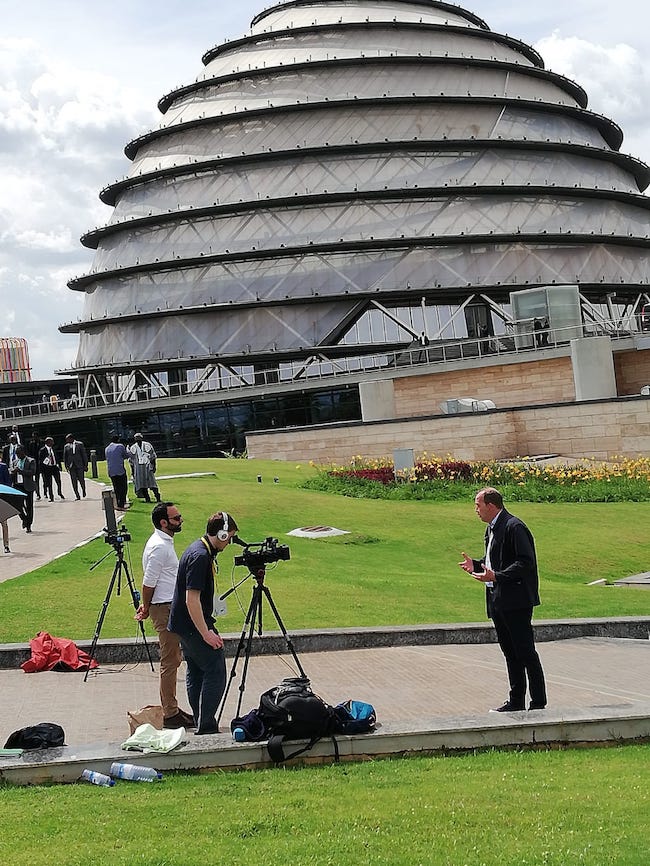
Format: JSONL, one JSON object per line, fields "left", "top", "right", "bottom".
{"left": 101, "top": 489, "right": 119, "bottom": 535}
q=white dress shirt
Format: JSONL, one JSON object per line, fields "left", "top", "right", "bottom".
{"left": 142, "top": 528, "right": 179, "bottom": 604}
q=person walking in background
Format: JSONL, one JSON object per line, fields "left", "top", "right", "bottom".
{"left": 169, "top": 511, "right": 238, "bottom": 735}
{"left": 135, "top": 502, "right": 194, "bottom": 729}
{"left": 63, "top": 433, "right": 88, "bottom": 500}
{"left": 128, "top": 433, "right": 160, "bottom": 502}
{"left": 105, "top": 433, "right": 129, "bottom": 510}
{"left": 0, "top": 456, "right": 13, "bottom": 552}
{"left": 25, "top": 431, "right": 42, "bottom": 501}
{"left": 39, "top": 437, "right": 65, "bottom": 501}
{"left": 2, "top": 433, "right": 19, "bottom": 471}
{"left": 11, "top": 445, "right": 36, "bottom": 533}
{"left": 459, "top": 487, "right": 547, "bottom": 713}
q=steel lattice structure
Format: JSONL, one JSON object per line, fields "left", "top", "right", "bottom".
{"left": 61, "top": 0, "right": 650, "bottom": 403}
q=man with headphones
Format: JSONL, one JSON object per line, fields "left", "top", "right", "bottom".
{"left": 168, "top": 510, "right": 238, "bottom": 735}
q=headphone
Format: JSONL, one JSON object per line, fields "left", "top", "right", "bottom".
{"left": 217, "top": 511, "right": 230, "bottom": 542}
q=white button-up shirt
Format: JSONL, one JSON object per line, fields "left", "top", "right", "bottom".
{"left": 142, "top": 528, "right": 179, "bottom": 604}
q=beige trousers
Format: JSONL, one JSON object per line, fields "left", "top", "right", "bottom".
{"left": 149, "top": 602, "right": 183, "bottom": 718}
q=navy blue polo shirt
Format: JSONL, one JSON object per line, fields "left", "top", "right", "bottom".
{"left": 168, "top": 536, "right": 217, "bottom": 635}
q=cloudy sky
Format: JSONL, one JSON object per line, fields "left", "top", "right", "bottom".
{"left": 1, "top": 0, "right": 649, "bottom": 380}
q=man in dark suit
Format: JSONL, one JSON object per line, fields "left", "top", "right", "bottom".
{"left": 459, "top": 487, "right": 547, "bottom": 712}
{"left": 39, "top": 436, "right": 65, "bottom": 501}
{"left": 11, "top": 445, "right": 37, "bottom": 532}
{"left": 63, "top": 433, "right": 88, "bottom": 500}
{"left": 2, "top": 433, "right": 19, "bottom": 470}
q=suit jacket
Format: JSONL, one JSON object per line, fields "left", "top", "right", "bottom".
{"left": 1, "top": 443, "right": 19, "bottom": 467}
{"left": 472, "top": 508, "right": 540, "bottom": 616}
{"left": 14, "top": 456, "right": 37, "bottom": 492}
{"left": 39, "top": 444, "right": 61, "bottom": 470}
{"left": 64, "top": 440, "right": 88, "bottom": 472}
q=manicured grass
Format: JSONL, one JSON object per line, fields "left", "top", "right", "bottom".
{"left": 1, "top": 746, "right": 649, "bottom": 865}
{"left": 1, "top": 458, "right": 648, "bottom": 644}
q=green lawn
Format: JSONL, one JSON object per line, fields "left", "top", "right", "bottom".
{"left": 1, "top": 746, "right": 649, "bottom": 865}
{"left": 2, "top": 458, "right": 649, "bottom": 861}
{"left": 1, "top": 458, "right": 648, "bottom": 644}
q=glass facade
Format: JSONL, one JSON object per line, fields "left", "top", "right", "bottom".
{"left": 9, "top": 386, "right": 361, "bottom": 459}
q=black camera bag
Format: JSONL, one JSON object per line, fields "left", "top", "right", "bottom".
{"left": 257, "top": 677, "right": 338, "bottom": 763}
{"left": 4, "top": 722, "right": 65, "bottom": 750}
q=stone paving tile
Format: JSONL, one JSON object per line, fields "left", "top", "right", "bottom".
{"left": 2, "top": 637, "right": 649, "bottom": 747}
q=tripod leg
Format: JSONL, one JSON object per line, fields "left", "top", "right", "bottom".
{"left": 121, "top": 556, "right": 155, "bottom": 672}
{"left": 216, "top": 585, "right": 261, "bottom": 726}
{"left": 234, "top": 588, "right": 263, "bottom": 718}
{"left": 85, "top": 563, "right": 119, "bottom": 682}
{"left": 261, "top": 585, "right": 308, "bottom": 679}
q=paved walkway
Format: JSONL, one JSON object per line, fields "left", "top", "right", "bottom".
{"left": 1, "top": 476, "right": 108, "bottom": 583}
{"left": 2, "top": 635, "right": 649, "bottom": 747}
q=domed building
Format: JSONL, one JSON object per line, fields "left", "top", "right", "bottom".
{"left": 59, "top": 0, "right": 650, "bottom": 458}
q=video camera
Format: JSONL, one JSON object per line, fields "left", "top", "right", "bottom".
{"left": 234, "top": 537, "right": 290, "bottom": 572}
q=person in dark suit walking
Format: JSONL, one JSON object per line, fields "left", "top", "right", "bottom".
{"left": 459, "top": 487, "right": 547, "bottom": 712}
{"left": 63, "top": 433, "right": 88, "bottom": 499}
{"left": 11, "top": 445, "right": 37, "bottom": 532}
{"left": 39, "top": 437, "right": 65, "bottom": 501}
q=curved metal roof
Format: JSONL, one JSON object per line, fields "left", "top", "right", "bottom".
{"left": 64, "top": 0, "right": 650, "bottom": 378}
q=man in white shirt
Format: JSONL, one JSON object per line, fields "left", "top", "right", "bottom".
{"left": 135, "top": 501, "right": 194, "bottom": 729}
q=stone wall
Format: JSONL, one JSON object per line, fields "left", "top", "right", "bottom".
{"left": 614, "top": 349, "right": 650, "bottom": 396}
{"left": 247, "top": 395, "right": 650, "bottom": 463}
{"left": 393, "top": 356, "right": 574, "bottom": 416}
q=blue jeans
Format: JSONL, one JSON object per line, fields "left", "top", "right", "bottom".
{"left": 178, "top": 628, "right": 226, "bottom": 732}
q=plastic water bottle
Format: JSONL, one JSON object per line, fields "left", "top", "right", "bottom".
{"left": 82, "top": 769, "right": 115, "bottom": 787}
{"left": 110, "top": 761, "right": 163, "bottom": 781}
{"left": 232, "top": 727, "right": 246, "bottom": 742}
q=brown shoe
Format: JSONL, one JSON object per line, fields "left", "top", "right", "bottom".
{"left": 178, "top": 709, "right": 196, "bottom": 728}
{"left": 163, "top": 711, "right": 188, "bottom": 729}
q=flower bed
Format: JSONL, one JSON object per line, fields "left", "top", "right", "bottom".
{"left": 303, "top": 454, "right": 650, "bottom": 502}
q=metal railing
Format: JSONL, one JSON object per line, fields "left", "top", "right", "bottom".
{"left": 0, "top": 320, "right": 638, "bottom": 423}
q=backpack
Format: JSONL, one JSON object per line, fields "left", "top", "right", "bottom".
{"left": 256, "top": 677, "right": 338, "bottom": 763}
{"left": 333, "top": 700, "right": 377, "bottom": 734}
{"left": 4, "top": 722, "right": 65, "bottom": 750}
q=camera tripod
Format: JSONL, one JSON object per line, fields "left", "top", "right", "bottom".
{"left": 216, "top": 565, "right": 307, "bottom": 725}
{"left": 84, "top": 528, "right": 154, "bottom": 682}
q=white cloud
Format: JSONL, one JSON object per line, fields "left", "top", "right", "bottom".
{"left": 0, "top": 35, "right": 155, "bottom": 378}
{"left": 536, "top": 33, "right": 650, "bottom": 158}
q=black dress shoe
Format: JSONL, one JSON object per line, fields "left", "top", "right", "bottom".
{"left": 489, "top": 701, "right": 525, "bottom": 713}
{"left": 194, "top": 725, "right": 219, "bottom": 736}
{"left": 528, "top": 703, "right": 546, "bottom": 711}
{"left": 163, "top": 711, "right": 189, "bottom": 729}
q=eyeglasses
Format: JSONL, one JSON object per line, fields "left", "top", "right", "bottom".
{"left": 168, "top": 514, "right": 182, "bottom": 522}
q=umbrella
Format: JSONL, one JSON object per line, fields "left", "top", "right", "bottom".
{"left": 0, "top": 483, "right": 26, "bottom": 523}
{"left": 0, "top": 498, "right": 20, "bottom": 523}
{"left": 0, "top": 483, "right": 26, "bottom": 497}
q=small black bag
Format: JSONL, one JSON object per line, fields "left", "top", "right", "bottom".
{"left": 257, "top": 677, "right": 338, "bottom": 763}
{"left": 229, "top": 708, "right": 267, "bottom": 742}
{"left": 4, "top": 722, "right": 65, "bottom": 750}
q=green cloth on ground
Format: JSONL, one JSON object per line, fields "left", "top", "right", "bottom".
{"left": 120, "top": 723, "right": 187, "bottom": 753}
